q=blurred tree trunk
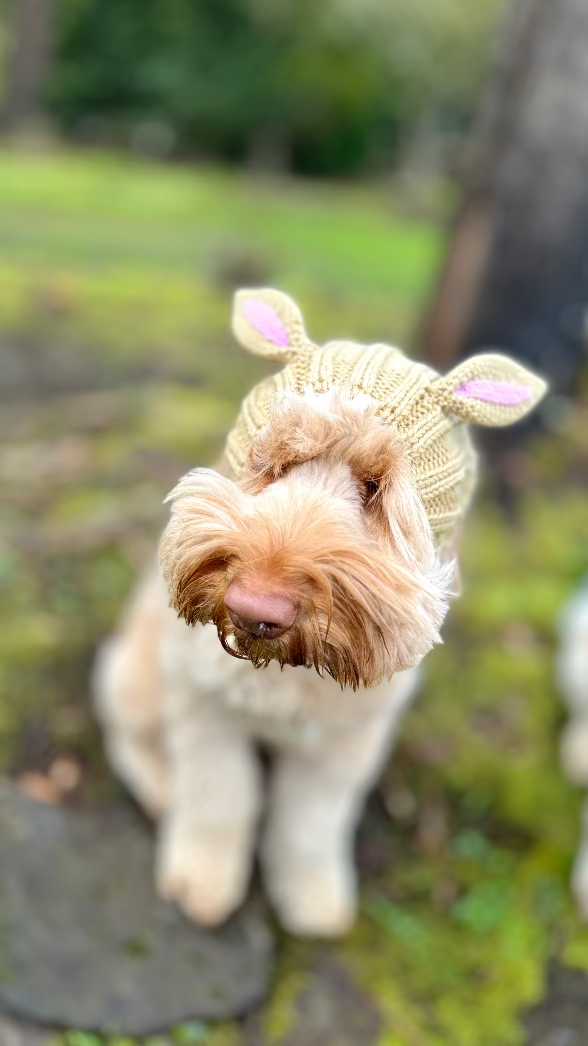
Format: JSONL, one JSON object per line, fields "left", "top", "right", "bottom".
{"left": 421, "top": 0, "right": 588, "bottom": 398}
{"left": 1, "top": 0, "right": 56, "bottom": 130}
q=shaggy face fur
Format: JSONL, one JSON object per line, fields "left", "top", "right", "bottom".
{"left": 160, "top": 396, "right": 453, "bottom": 688}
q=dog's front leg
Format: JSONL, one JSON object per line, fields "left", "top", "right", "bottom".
{"left": 261, "top": 709, "right": 396, "bottom": 937}
{"left": 156, "top": 686, "right": 262, "bottom": 927}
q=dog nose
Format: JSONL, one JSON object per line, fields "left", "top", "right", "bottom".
{"left": 224, "top": 581, "right": 297, "bottom": 639}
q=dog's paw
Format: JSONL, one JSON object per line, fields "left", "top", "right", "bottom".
{"left": 156, "top": 829, "right": 250, "bottom": 927}
{"left": 266, "top": 859, "right": 357, "bottom": 938}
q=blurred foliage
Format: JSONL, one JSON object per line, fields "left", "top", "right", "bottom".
{"left": 3, "top": 149, "right": 588, "bottom": 1043}
{"left": 0, "top": 148, "right": 445, "bottom": 401}
{"left": 43, "top": 0, "right": 506, "bottom": 175}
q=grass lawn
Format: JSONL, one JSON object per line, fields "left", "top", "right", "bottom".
{"left": 0, "top": 147, "right": 446, "bottom": 407}
{"left": 0, "top": 149, "right": 442, "bottom": 296}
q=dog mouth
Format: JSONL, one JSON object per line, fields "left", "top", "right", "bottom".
{"left": 223, "top": 629, "right": 304, "bottom": 666}
{"left": 222, "top": 630, "right": 253, "bottom": 659}
{"left": 226, "top": 608, "right": 290, "bottom": 641}
{"left": 217, "top": 609, "right": 318, "bottom": 671}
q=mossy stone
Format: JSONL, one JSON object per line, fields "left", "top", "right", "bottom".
{"left": 0, "top": 782, "right": 273, "bottom": 1036}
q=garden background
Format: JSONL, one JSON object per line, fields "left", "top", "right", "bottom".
{"left": 2, "top": 2, "right": 588, "bottom": 1044}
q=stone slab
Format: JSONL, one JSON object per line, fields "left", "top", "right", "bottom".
{"left": 0, "top": 782, "right": 272, "bottom": 1037}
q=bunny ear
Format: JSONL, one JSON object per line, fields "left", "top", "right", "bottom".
{"left": 232, "top": 288, "right": 310, "bottom": 362}
{"left": 429, "top": 353, "right": 548, "bottom": 427}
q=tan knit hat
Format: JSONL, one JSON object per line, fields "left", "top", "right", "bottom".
{"left": 225, "top": 289, "right": 547, "bottom": 545}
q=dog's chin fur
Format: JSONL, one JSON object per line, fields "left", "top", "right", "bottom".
{"left": 160, "top": 396, "right": 454, "bottom": 689}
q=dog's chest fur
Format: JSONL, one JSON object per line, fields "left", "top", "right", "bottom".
{"left": 161, "top": 603, "right": 418, "bottom": 753}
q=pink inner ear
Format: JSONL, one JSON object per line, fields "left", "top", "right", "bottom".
{"left": 455, "top": 379, "right": 532, "bottom": 407}
{"left": 243, "top": 299, "right": 290, "bottom": 348}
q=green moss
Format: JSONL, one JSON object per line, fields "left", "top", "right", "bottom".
{"left": 54, "top": 1023, "right": 241, "bottom": 1046}
{"left": 336, "top": 843, "right": 565, "bottom": 1046}
{"left": 62, "top": 1035, "right": 105, "bottom": 1046}
{"left": 259, "top": 938, "right": 316, "bottom": 1042}
{"left": 562, "top": 928, "right": 588, "bottom": 974}
{"left": 172, "top": 1025, "right": 241, "bottom": 1046}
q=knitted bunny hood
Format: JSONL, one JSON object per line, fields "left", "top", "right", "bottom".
{"left": 224, "top": 288, "right": 547, "bottom": 546}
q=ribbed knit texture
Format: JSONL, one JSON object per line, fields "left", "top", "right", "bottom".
{"left": 225, "top": 289, "right": 547, "bottom": 547}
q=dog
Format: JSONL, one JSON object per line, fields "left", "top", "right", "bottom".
{"left": 557, "top": 583, "right": 588, "bottom": 919}
{"left": 94, "top": 288, "right": 546, "bottom": 937}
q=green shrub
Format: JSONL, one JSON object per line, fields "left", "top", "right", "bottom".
{"left": 47, "top": 0, "right": 505, "bottom": 175}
